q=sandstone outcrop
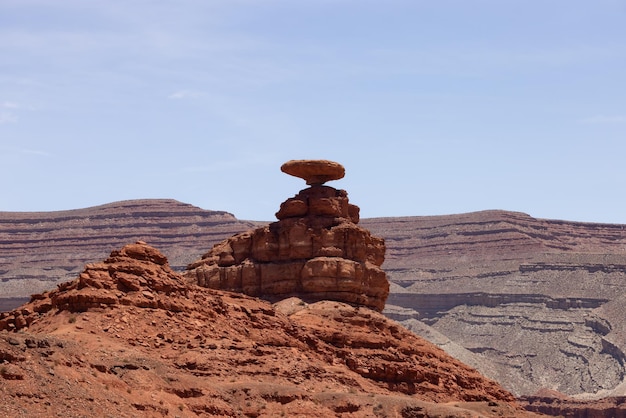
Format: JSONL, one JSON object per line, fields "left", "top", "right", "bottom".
{"left": 185, "top": 160, "right": 389, "bottom": 311}
{"left": 7, "top": 196, "right": 626, "bottom": 407}
{"left": 0, "top": 241, "right": 192, "bottom": 331}
{"left": 0, "top": 242, "right": 534, "bottom": 417}
{"left": 280, "top": 159, "right": 345, "bottom": 185}
{"left": 0, "top": 199, "right": 256, "bottom": 305}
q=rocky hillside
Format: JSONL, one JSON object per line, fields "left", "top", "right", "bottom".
{"left": 363, "top": 211, "right": 626, "bottom": 398}
{"left": 0, "top": 199, "right": 257, "bottom": 302}
{"left": 4, "top": 199, "right": 626, "bottom": 409}
{"left": 0, "top": 242, "right": 535, "bottom": 417}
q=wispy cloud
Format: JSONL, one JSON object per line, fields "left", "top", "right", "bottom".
{"left": 18, "top": 148, "right": 51, "bottom": 156}
{"left": 0, "top": 112, "right": 18, "bottom": 124}
{"left": 0, "top": 102, "right": 36, "bottom": 124}
{"left": 580, "top": 115, "right": 626, "bottom": 124}
{"left": 0, "top": 145, "right": 51, "bottom": 157}
{"left": 168, "top": 90, "right": 203, "bottom": 100}
{"left": 1, "top": 101, "right": 20, "bottom": 109}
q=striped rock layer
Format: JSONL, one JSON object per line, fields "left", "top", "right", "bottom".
{"left": 185, "top": 185, "right": 389, "bottom": 311}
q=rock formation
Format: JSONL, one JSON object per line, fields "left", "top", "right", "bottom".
{"left": 0, "top": 241, "right": 192, "bottom": 331}
{"left": 0, "top": 199, "right": 256, "bottom": 307}
{"left": 0, "top": 241, "right": 535, "bottom": 417}
{"left": 280, "top": 159, "right": 345, "bottom": 185}
{"left": 185, "top": 160, "right": 390, "bottom": 311}
{"left": 520, "top": 392, "right": 626, "bottom": 417}
{"left": 7, "top": 191, "right": 626, "bottom": 410}
{"left": 364, "top": 210, "right": 626, "bottom": 398}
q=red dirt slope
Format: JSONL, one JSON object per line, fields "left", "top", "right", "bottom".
{"left": 0, "top": 242, "right": 537, "bottom": 417}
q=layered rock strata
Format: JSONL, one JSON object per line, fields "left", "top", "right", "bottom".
{"left": 185, "top": 160, "right": 389, "bottom": 311}
{"left": 0, "top": 241, "right": 533, "bottom": 417}
{"left": 0, "top": 199, "right": 256, "bottom": 303}
{"left": 6, "top": 193, "right": 626, "bottom": 404}
{"left": 0, "top": 241, "right": 191, "bottom": 331}
{"left": 280, "top": 159, "right": 345, "bottom": 185}
{"left": 521, "top": 393, "right": 626, "bottom": 417}
{"left": 364, "top": 210, "right": 626, "bottom": 397}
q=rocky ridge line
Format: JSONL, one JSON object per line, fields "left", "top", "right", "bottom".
{"left": 363, "top": 210, "right": 626, "bottom": 398}
{"left": 0, "top": 199, "right": 256, "bottom": 299}
{"left": 5, "top": 196, "right": 626, "bottom": 409}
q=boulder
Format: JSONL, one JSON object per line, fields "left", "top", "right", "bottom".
{"left": 280, "top": 159, "right": 345, "bottom": 185}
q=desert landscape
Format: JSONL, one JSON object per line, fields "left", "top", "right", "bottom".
{"left": 2, "top": 160, "right": 626, "bottom": 416}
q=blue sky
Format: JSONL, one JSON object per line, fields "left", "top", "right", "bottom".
{"left": 1, "top": 0, "right": 626, "bottom": 223}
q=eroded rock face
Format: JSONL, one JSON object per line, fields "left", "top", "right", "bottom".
{"left": 0, "top": 199, "right": 256, "bottom": 304}
{"left": 280, "top": 159, "right": 345, "bottom": 185}
{"left": 0, "top": 241, "right": 192, "bottom": 331}
{"left": 365, "top": 210, "right": 626, "bottom": 397}
{"left": 185, "top": 161, "right": 389, "bottom": 311}
{"left": 0, "top": 242, "right": 531, "bottom": 417}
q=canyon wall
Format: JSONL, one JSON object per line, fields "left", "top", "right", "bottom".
{"left": 362, "top": 210, "right": 626, "bottom": 397}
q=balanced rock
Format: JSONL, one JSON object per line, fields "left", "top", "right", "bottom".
{"left": 185, "top": 160, "right": 389, "bottom": 311}
{"left": 281, "top": 159, "right": 345, "bottom": 185}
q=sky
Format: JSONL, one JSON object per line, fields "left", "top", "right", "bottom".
{"left": 1, "top": 0, "right": 626, "bottom": 223}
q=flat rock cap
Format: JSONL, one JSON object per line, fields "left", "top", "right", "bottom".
{"left": 281, "top": 160, "right": 345, "bottom": 185}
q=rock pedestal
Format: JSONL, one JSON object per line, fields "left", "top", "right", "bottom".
{"left": 185, "top": 160, "right": 389, "bottom": 311}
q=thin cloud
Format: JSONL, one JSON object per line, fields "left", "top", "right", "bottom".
{"left": 168, "top": 90, "right": 203, "bottom": 100}
{"left": 0, "top": 102, "right": 36, "bottom": 124}
{"left": 18, "top": 148, "right": 51, "bottom": 156}
{"left": 0, "top": 146, "right": 51, "bottom": 157}
{"left": 580, "top": 115, "right": 626, "bottom": 124}
{"left": 0, "top": 112, "right": 18, "bottom": 124}
{"left": 1, "top": 101, "right": 20, "bottom": 109}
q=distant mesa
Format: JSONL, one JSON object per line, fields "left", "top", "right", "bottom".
{"left": 185, "top": 159, "right": 389, "bottom": 311}
{"left": 281, "top": 159, "right": 345, "bottom": 185}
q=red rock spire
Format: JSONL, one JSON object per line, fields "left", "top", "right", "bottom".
{"left": 185, "top": 160, "right": 390, "bottom": 311}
